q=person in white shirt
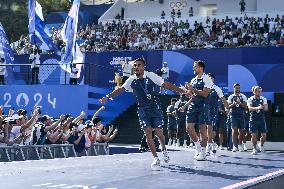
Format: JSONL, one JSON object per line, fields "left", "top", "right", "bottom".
{"left": 29, "top": 48, "right": 40, "bottom": 84}
{"left": 121, "top": 59, "right": 133, "bottom": 84}
{"left": 160, "top": 62, "right": 169, "bottom": 81}
{"left": 69, "top": 63, "right": 80, "bottom": 85}
{"left": 0, "top": 58, "right": 6, "bottom": 85}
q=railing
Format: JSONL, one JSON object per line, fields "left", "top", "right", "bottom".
{"left": 0, "top": 143, "right": 109, "bottom": 162}
{"left": 0, "top": 63, "right": 96, "bottom": 85}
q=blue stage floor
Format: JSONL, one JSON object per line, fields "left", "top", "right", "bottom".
{"left": 0, "top": 147, "right": 284, "bottom": 189}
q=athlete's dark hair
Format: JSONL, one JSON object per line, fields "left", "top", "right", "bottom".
{"left": 133, "top": 57, "right": 146, "bottom": 65}
{"left": 194, "top": 60, "right": 205, "bottom": 70}
{"left": 234, "top": 83, "right": 240, "bottom": 87}
{"left": 171, "top": 98, "right": 177, "bottom": 103}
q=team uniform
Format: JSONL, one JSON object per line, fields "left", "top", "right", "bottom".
{"left": 122, "top": 71, "right": 164, "bottom": 129}
{"left": 186, "top": 73, "right": 213, "bottom": 125}
{"left": 244, "top": 110, "right": 250, "bottom": 132}
{"left": 208, "top": 84, "right": 225, "bottom": 130}
{"left": 206, "top": 85, "right": 225, "bottom": 154}
{"left": 247, "top": 96, "right": 268, "bottom": 134}
{"left": 216, "top": 100, "right": 227, "bottom": 130}
{"left": 216, "top": 100, "right": 227, "bottom": 149}
{"left": 166, "top": 104, "right": 177, "bottom": 146}
{"left": 166, "top": 105, "right": 177, "bottom": 130}
{"left": 227, "top": 93, "right": 247, "bottom": 129}
{"left": 122, "top": 71, "right": 170, "bottom": 168}
{"left": 186, "top": 73, "right": 213, "bottom": 160}
{"left": 174, "top": 99, "right": 188, "bottom": 147}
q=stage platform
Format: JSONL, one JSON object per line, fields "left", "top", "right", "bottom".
{"left": 0, "top": 145, "right": 284, "bottom": 189}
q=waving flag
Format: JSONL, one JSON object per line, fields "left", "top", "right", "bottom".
{"left": 0, "top": 22, "right": 14, "bottom": 64}
{"left": 28, "top": 0, "right": 60, "bottom": 54}
{"left": 60, "top": 0, "right": 80, "bottom": 64}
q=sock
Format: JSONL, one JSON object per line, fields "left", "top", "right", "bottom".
{"left": 195, "top": 141, "right": 201, "bottom": 149}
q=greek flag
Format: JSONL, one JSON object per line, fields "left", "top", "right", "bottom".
{"left": 60, "top": 0, "right": 80, "bottom": 64}
{"left": 0, "top": 22, "right": 14, "bottom": 64}
{"left": 28, "top": 0, "right": 60, "bottom": 54}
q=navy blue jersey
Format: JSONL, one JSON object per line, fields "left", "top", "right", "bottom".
{"left": 122, "top": 71, "right": 164, "bottom": 107}
{"left": 190, "top": 73, "right": 213, "bottom": 106}
{"left": 228, "top": 93, "right": 247, "bottom": 116}
{"left": 166, "top": 105, "right": 176, "bottom": 125}
{"left": 247, "top": 96, "right": 267, "bottom": 120}
{"left": 217, "top": 99, "right": 226, "bottom": 118}
{"left": 208, "top": 84, "right": 224, "bottom": 110}
{"left": 174, "top": 100, "right": 187, "bottom": 120}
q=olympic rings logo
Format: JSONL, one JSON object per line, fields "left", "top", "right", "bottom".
{"left": 170, "top": 1, "right": 187, "bottom": 10}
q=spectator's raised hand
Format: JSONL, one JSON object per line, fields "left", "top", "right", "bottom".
{"left": 9, "top": 108, "right": 15, "bottom": 116}
{"left": 80, "top": 111, "right": 86, "bottom": 117}
{"left": 59, "top": 114, "right": 65, "bottom": 121}
{"left": 109, "top": 125, "right": 114, "bottom": 132}
{"left": 99, "top": 97, "right": 108, "bottom": 104}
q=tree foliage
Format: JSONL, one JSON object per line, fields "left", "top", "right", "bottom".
{"left": 0, "top": 0, "right": 70, "bottom": 42}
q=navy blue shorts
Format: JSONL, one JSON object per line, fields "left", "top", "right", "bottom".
{"left": 176, "top": 118, "right": 186, "bottom": 129}
{"left": 231, "top": 116, "right": 245, "bottom": 129}
{"left": 209, "top": 108, "right": 218, "bottom": 127}
{"left": 138, "top": 106, "right": 164, "bottom": 129}
{"left": 216, "top": 114, "right": 227, "bottom": 130}
{"left": 249, "top": 120, "right": 267, "bottom": 133}
{"left": 186, "top": 104, "right": 210, "bottom": 126}
{"left": 167, "top": 122, "right": 177, "bottom": 130}
{"left": 244, "top": 118, "right": 250, "bottom": 131}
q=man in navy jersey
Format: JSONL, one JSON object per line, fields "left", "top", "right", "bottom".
{"left": 99, "top": 58, "right": 187, "bottom": 169}
{"left": 174, "top": 94, "right": 189, "bottom": 147}
{"left": 228, "top": 83, "right": 247, "bottom": 152}
{"left": 166, "top": 98, "right": 177, "bottom": 146}
{"left": 216, "top": 99, "right": 227, "bottom": 150}
{"left": 205, "top": 73, "right": 228, "bottom": 155}
{"left": 185, "top": 60, "right": 213, "bottom": 161}
{"left": 247, "top": 86, "right": 268, "bottom": 155}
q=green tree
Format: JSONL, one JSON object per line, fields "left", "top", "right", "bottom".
{"left": 0, "top": 0, "right": 70, "bottom": 42}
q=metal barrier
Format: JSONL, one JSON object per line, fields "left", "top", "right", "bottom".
{"left": 0, "top": 143, "right": 109, "bottom": 162}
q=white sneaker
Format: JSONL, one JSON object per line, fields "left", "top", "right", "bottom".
{"left": 212, "top": 143, "right": 218, "bottom": 154}
{"left": 151, "top": 157, "right": 161, "bottom": 170}
{"left": 162, "top": 150, "right": 170, "bottom": 163}
{"left": 205, "top": 144, "right": 212, "bottom": 156}
{"left": 258, "top": 143, "right": 265, "bottom": 153}
{"left": 238, "top": 144, "right": 244, "bottom": 152}
{"left": 219, "top": 145, "right": 224, "bottom": 150}
{"left": 168, "top": 139, "right": 172, "bottom": 146}
{"left": 232, "top": 146, "right": 238, "bottom": 152}
{"left": 183, "top": 140, "right": 187, "bottom": 148}
{"left": 194, "top": 142, "right": 201, "bottom": 159}
{"left": 243, "top": 143, "right": 248, "bottom": 151}
{"left": 196, "top": 148, "right": 206, "bottom": 161}
{"left": 189, "top": 143, "right": 194, "bottom": 148}
{"left": 176, "top": 139, "right": 180, "bottom": 147}
{"left": 251, "top": 149, "right": 258, "bottom": 155}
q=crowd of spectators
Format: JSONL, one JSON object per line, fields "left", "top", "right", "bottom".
{"left": 13, "top": 14, "right": 284, "bottom": 55}
{"left": 0, "top": 105, "right": 118, "bottom": 155}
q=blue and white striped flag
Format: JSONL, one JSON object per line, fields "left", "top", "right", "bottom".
{"left": 28, "top": 0, "right": 60, "bottom": 54}
{"left": 0, "top": 22, "right": 14, "bottom": 64}
{"left": 60, "top": 0, "right": 80, "bottom": 64}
